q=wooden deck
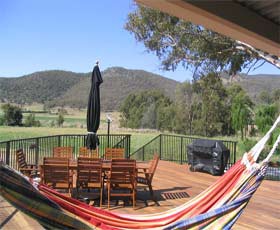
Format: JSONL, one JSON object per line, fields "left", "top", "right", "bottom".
{"left": 1, "top": 160, "right": 279, "bottom": 229}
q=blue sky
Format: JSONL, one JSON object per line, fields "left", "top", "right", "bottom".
{"left": 0, "top": 0, "right": 279, "bottom": 82}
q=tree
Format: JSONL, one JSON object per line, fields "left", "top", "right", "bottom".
{"left": 194, "top": 72, "right": 228, "bottom": 136}
{"left": 259, "top": 91, "right": 272, "bottom": 104}
{"left": 119, "top": 93, "right": 146, "bottom": 128}
{"left": 174, "top": 82, "right": 199, "bottom": 135}
{"left": 255, "top": 104, "right": 278, "bottom": 134}
{"left": 1, "top": 103, "right": 23, "bottom": 126}
{"left": 141, "top": 101, "right": 157, "bottom": 129}
{"left": 272, "top": 89, "right": 280, "bottom": 103}
{"left": 231, "top": 91, "right": 254, "bottom": 140}
{"left": 125, "top": 5, "right": 276, "bottom": 78}
{"left": 157, "top": 104, "right": 176, "bottom": 132}
{"left": 57, "top": 113, "right": 64, "bottom": 127}
{"left": 226, "top": 84, "right": 245, "bottom": 135}
{"left": 25, "top": 113, "right": 41, "bottom": 127}
{"left": 119, "top": 90, "right": 172, "bottom": 129}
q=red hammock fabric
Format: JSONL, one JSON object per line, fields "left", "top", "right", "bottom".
{"left": 38, "top": 160, "right": 245, "bottom": 229}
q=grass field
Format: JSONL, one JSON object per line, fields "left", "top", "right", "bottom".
{"left": 0, "top": 126, "right": 159, "bottom": 153}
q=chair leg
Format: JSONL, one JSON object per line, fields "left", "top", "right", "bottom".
{"left": 76, "top": 181, "right": 80, "bottom": 195}
{"left": 108, "top": 183, "right": 110, "bottom": 209}
{"left": 148, "top": 183, "right": 155, "bottom": 201}
{"left": 133, "top": 189, "right": 136, "bottom": 209}
{"left": 100, "top": 187, "right": 102, "bottom": 207}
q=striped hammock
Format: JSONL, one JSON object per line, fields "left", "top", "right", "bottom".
{"left": 0, "top": 115, "right": 279, "bottom": 229}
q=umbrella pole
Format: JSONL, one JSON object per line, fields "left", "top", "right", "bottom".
{"left": 107, "top": 120, "right": 110, "bottom": 148}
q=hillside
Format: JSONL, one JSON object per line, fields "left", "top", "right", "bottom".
{"left": 0, "top": 67, "right": 179, "bottom": 111}
{"left": 1, "top": 68, "right": 279, "bottom": 110}
{"left": 48, "top": 67, "right": 179, "bottom": 110}
{"left": 0, "top": 70, "right": 84, "bottom": 104}
{"left": 222, "top": 74, "right": 280, "bottom": 102}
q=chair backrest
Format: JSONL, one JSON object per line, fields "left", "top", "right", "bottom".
{"left": 104, "top": 148, "right": 125, "bottom": 160}
{"left": 77, "top": 157, "right": 102, "bottom": 186}
{"left": 43, "top": 157, "right": 69, "bottom": 165}
{"left": 53, "top": 146, "right": 73, "bottom": 159}
{"left": 42, "top": 157, "right": 70, "bottom": 185}
{"left": 148, "top": 154, "right": 160, "bottom": 181}
{"left": 110, "top": 159, "right": 136, "bottom": 184}
{"left": 16, "top": 149, "right": 27, "bottom": 169}
{"left": 79, "top": 147, "right": 98, "bottom": 158}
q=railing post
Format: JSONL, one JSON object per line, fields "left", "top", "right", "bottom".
{"left": 128, "top": 135, "right": 131, "bottom": 158}
{"left": 159, "top": 134, "right": 162, "bottom": 160}
{"left": 58, "top": 135, "right": 61, "bottom": 147}
{"left": 125, "top": 135, "right": 128, "bottom": 158}
{"left": 35, "top": 138, "right": 39, "bottom": 166}
{"left": 180, "top": 136, "right": 183, "bottom": 164}
{"left": 6, "top": 141, "right": 10, "bottom": 165}
{"left": 142, "top": 146, "right": 145, "bottom": 161}
{"left": 233, "top": 142, "right": 237, "bottom": 164}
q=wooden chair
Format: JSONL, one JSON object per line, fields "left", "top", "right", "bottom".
{"left": 76, "top": 157, "right": 103, "bottom": 207}
{"left": 16, "top": 149, "right": 38, "bottom": 177}
{"left": 104, "top": 148, "right": 125, "bottom": 160}
{"left": 41, "top": 157, "right": 72, "bottom": 195}
{"left": 137, "top": 154, "right": 159, "bottom": 200}
{"left": 53, "top": 146, "right": 73, "bottom": 159}
{"left": 107, "top": 159, "right": 136, "bottom": 209}
{"left": 79, "top": 147, "right": 98, "bottom": 158}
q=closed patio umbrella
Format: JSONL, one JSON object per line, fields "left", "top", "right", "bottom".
{"left": 86, "top": 63, "right": 103, "bottom": 150}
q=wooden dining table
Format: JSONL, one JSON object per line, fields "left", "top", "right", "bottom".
{"left": 69, "top": 160, "right": 150, "bottom": 172}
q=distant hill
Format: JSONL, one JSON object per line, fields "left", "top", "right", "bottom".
{"left": 0, "top": 70, "right": 84, "bottom": 104}
{"left": 48, "top": 67, "right": 179, "bottom": 110}
{"left": 222, "top": 73, "right": 280, "bottom": 103}
{"left": 0, "top": 67, "right": 179, "bottom": 111}
{"left": 0, "top": 68, "right": 279, "bottom": 110}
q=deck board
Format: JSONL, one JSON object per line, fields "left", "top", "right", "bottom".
{"left": 0, "top": 160, "right": 279, "bottom": 229}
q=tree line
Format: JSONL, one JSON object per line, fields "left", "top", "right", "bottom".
{"left": 123, "top": 4, "right": 279, "bottom": 142}
{"left": 0, "top": 104, "right": 65, "bottom": 127}
{"left": 120, "top": 72, "right": 279, "bottom": 139}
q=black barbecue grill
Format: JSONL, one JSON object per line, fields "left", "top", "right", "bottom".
{"left": 187, "top": 139, "right": 230, "bottom": 176}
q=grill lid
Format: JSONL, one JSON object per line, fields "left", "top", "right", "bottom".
{"left": 191, "top": 139, "right": 228, "bottom": 152}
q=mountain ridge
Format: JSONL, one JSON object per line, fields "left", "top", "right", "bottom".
{"left": 0, "top": 67, "right": 180, "bottom": 110}
{"left": 0, "top": 67, "right": 279, "bottom": 110}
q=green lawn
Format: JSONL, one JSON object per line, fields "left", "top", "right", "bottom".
{"left": 22, "top": 113, "right": 87, "bottom": 126}
{"left": 0, "top": 126, "right": 159, "bottom": 153}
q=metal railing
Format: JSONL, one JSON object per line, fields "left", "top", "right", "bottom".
{"left": 1, "top": 133, "right": 278, "bottom": 180}
{"left": 130, "top": 134, "right": 237, "bottom": 167}
{"left": 130, "top": 134, "right": 280, "bottom": 181}
{"left": 0, "top": 134, "right": 131, "bottom": 169}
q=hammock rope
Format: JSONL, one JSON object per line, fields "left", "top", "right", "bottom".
{"left": 0, "top": 114, "right": 279, "bottom": 229}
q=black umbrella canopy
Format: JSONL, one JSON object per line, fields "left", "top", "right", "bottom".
{"left": 86, "top": 64, "right": 103, "bottom": 150}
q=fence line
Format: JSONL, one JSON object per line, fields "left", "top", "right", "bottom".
{"left": 1, "top": 133, "right": 278, "bottom": 180}
{"left": 130, "top": 134, "right": 237, "bottom": 167}
{"left": 0, "top": 134, "right": 131, "bottom": 169}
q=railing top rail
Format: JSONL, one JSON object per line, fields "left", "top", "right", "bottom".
{"left": 159, "top": 133, "right": 238, "bottom": 144}
{"left": 0, "top": 135, "right": 61, "bottom": 144}
{"left": 0, "top": 134, "right": 131, "bottom": 144}
{"left": 130, "top": 134, "right": 161, "bottom": 157}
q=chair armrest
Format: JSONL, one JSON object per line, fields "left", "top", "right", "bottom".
{"left": 26, "top": 164, "right": 38, "bottom": 169}
{"left": 19, "top": 167, "right": 35, "bottom": 171}
{"left": 137, "top": 171, "right": 152, "bottom": 176}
